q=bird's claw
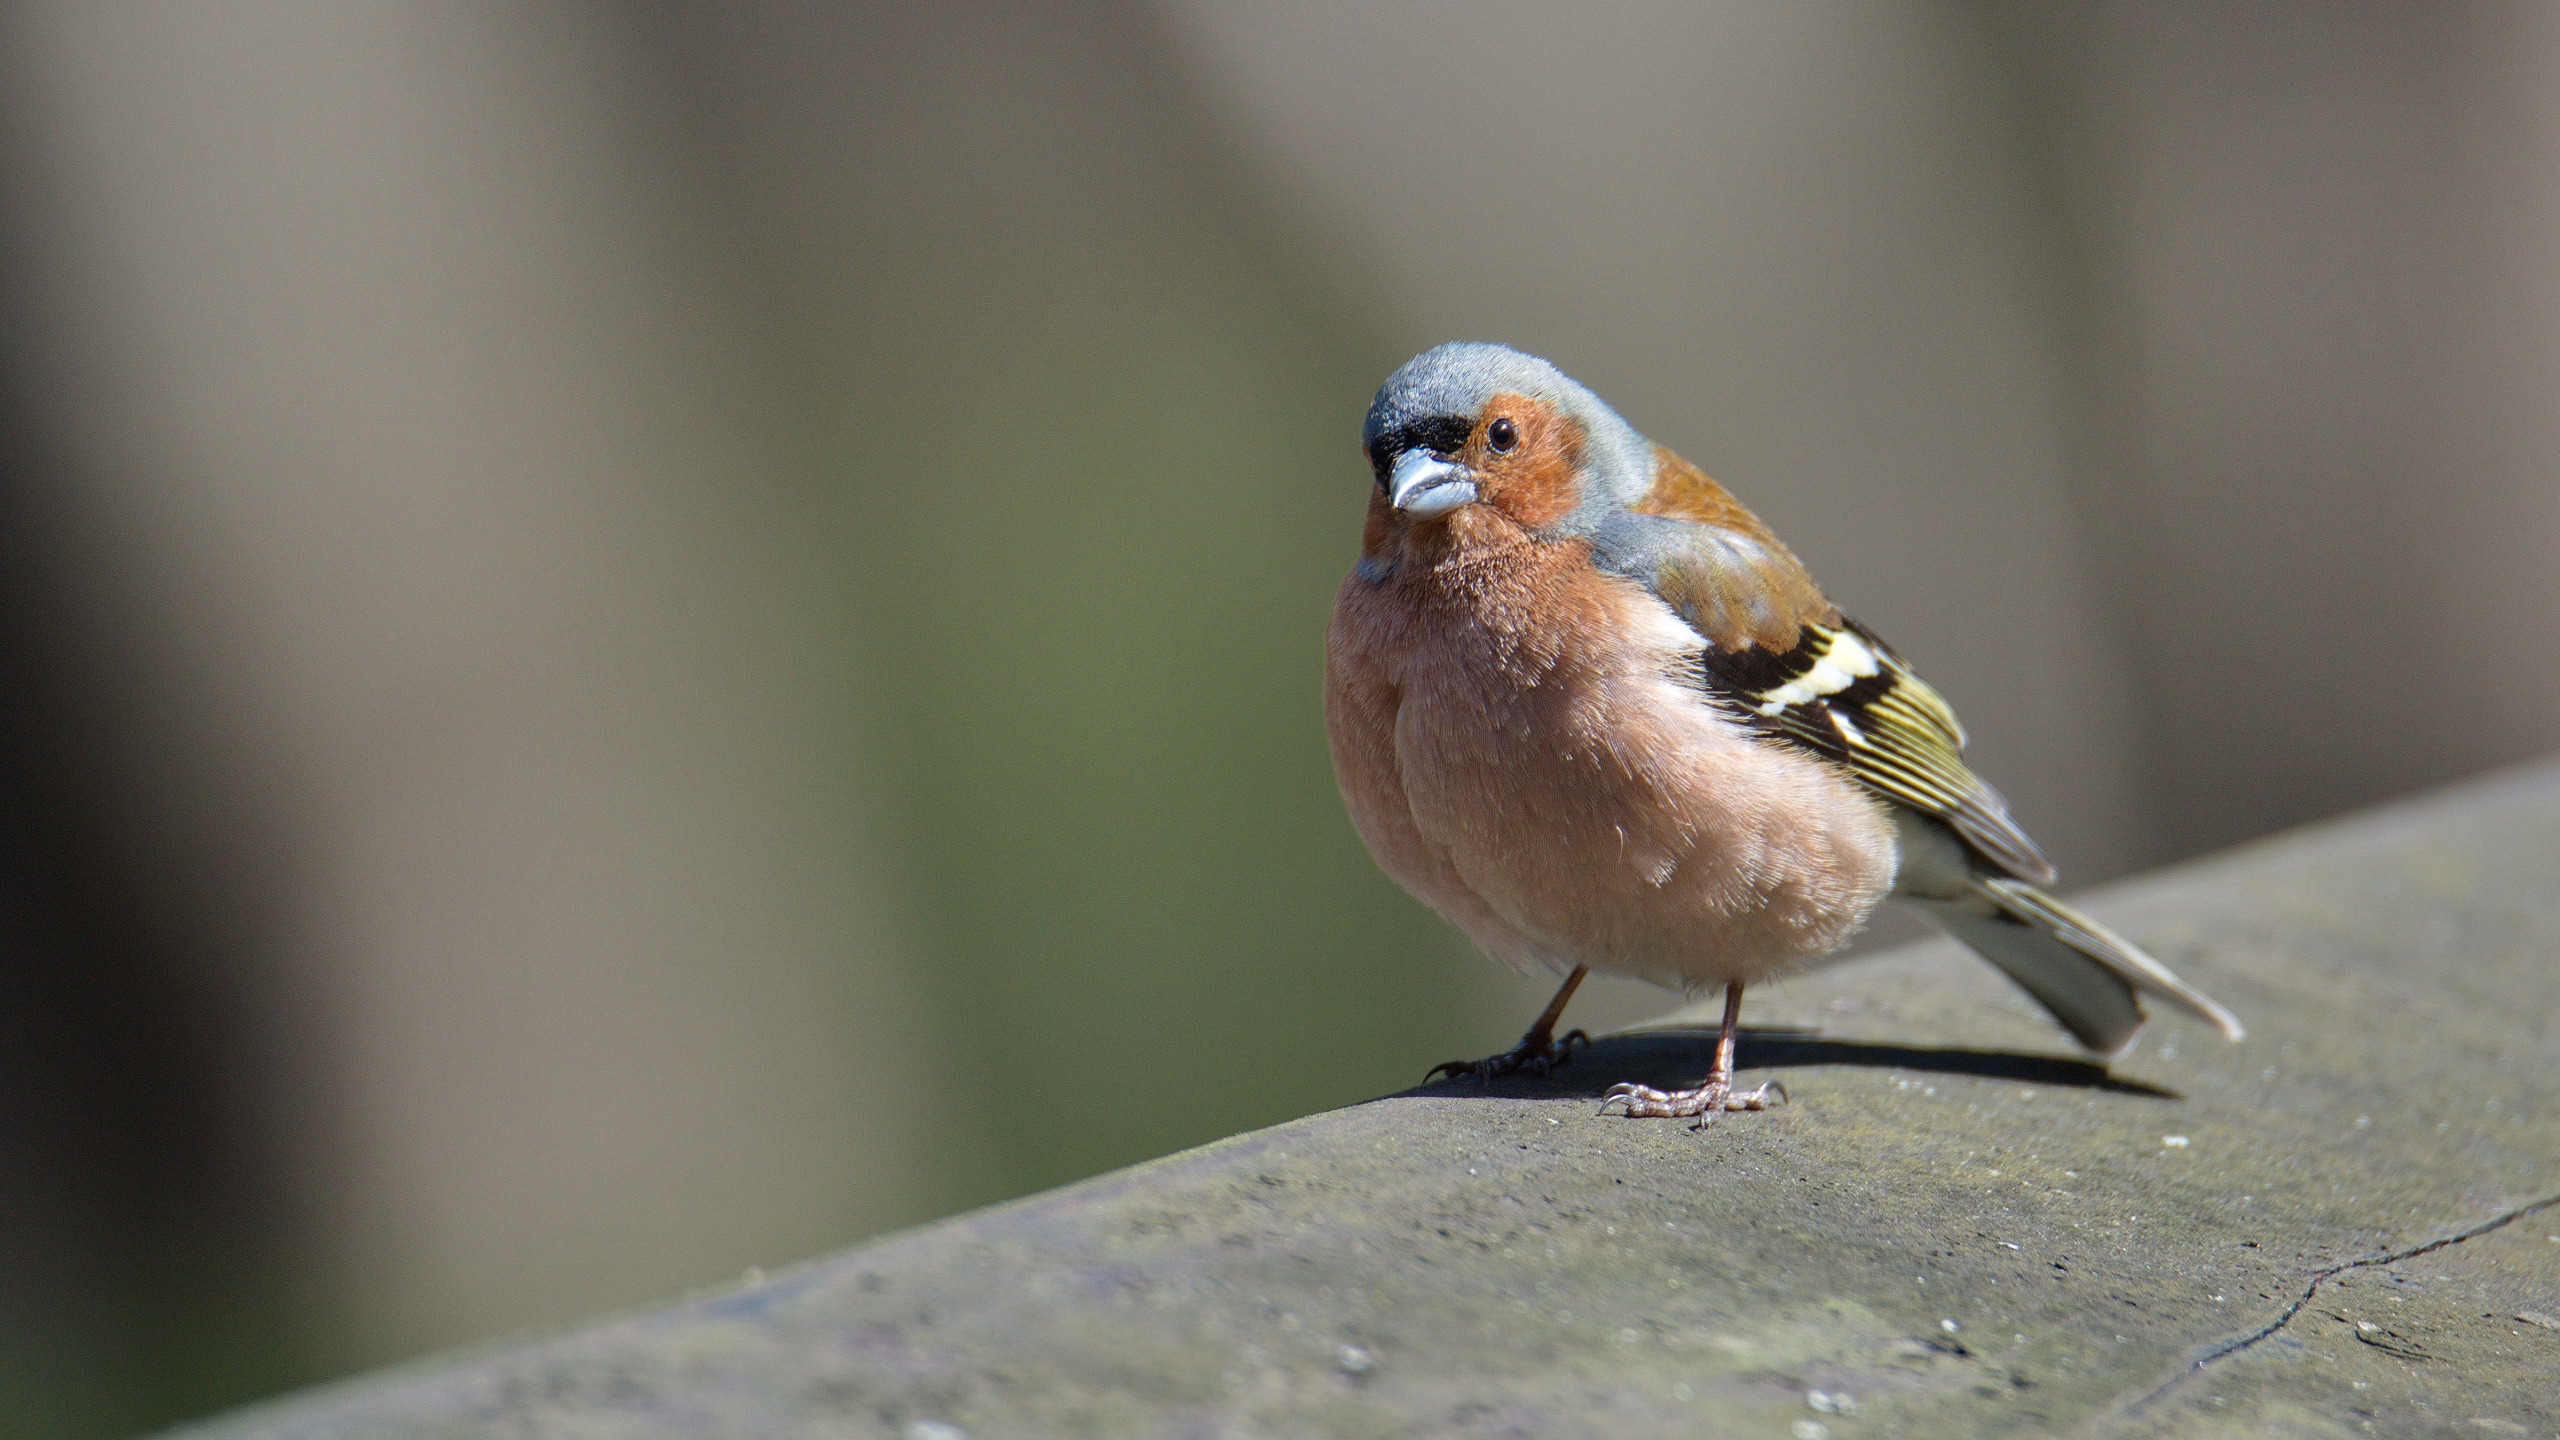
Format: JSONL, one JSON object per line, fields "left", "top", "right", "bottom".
{"left": 1599, "top": 1076, "right": 1786, "bottom": 1129}
{"left": 1425, "top": 1027, "right": 1590, "bottom": 1085}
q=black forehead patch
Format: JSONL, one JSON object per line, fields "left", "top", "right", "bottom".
{"left": 1365, "top": 414, "right": 1477, "bottom": 487}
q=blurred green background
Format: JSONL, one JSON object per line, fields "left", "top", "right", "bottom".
{"left": 2, "top": 3, "right": 2557, "bottom": 1436}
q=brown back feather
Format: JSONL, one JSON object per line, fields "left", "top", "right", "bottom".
{"left": 1627, "top": 446, "right": 2056, "bottom": 884}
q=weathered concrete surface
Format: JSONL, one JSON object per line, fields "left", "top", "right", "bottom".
{"left": 179, "top": 763, "right": 2560, "bottom": 1439}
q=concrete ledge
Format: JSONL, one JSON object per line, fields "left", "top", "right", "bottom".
{"left": 177, "top": 763, "right": 2560, "bottom": 1438}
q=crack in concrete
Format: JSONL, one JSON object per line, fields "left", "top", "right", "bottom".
{"left": 2111, "top": 1187, "right": 2560, "bottom": 1424}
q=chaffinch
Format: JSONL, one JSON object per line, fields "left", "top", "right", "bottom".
{"left": 1325, "top": 343, "right": 2242, "bottom": 1125}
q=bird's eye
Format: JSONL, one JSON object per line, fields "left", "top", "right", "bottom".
{"left": 1488, "top": 417, "right": 1518, "bottom": 452}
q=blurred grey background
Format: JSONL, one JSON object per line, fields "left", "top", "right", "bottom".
{"left": 0, "top": 3, "right": 2554, "bottom": 1434}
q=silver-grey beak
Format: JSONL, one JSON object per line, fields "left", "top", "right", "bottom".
{"left": 1389, "top": 450, "right": 1477, "bottom": 520}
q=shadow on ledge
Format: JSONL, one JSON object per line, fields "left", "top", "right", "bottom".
{"left": 1400, "top": 1026, "right": 2181, "bottom": 1102}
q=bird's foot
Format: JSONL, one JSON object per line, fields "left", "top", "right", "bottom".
{"left": 1425, "top": 1027, "right": 1590, "bottom": 1085}
{"left": 1599, "top": 1076, "right": 1786, "bottom": 1130}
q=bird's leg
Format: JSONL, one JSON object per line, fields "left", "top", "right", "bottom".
{"left": 1600, "top": 981, "right": 1785, "bottom": 1128}
{"left": 1425, "top": 966, "right": 1592, "bottom": 1084}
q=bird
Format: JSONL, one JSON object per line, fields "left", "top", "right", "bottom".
{"left": 1323, "top": 342, "right": 2242, "bottom": 1126}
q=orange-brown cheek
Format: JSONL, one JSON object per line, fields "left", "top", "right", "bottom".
{"left": 1486, "top": 450, "right": 1581, "bottom": 529}
{"left": 1470, "top": 396, "right": 1584, "bottom": 530}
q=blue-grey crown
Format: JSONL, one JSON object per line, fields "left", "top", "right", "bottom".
{"left": 1360, "top": 342, "right": 1655, "bottom": 511}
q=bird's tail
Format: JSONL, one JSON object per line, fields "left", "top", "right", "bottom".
{"left": 1909, "top": 877, "right": 2245, "bottom": 1058}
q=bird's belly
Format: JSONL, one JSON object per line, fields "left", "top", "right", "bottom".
{"left": 1392, "top": 658, "right": 1896, "bottom": 989}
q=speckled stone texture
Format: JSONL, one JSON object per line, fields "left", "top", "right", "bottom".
{"left": 177, "top": 762, "right": 2560, "bottom": 1439}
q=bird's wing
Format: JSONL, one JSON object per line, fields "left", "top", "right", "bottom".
{"left": 1608, "top": 445, "right": 2057, "bottom": 885}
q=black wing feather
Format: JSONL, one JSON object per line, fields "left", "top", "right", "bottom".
{"left": 1692, "top": 619, "right": 2056, "bottom": 885}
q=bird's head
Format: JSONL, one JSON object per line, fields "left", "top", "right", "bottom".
{"left": 1359, "top": 343, "right": 1652, "bottom": 541}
